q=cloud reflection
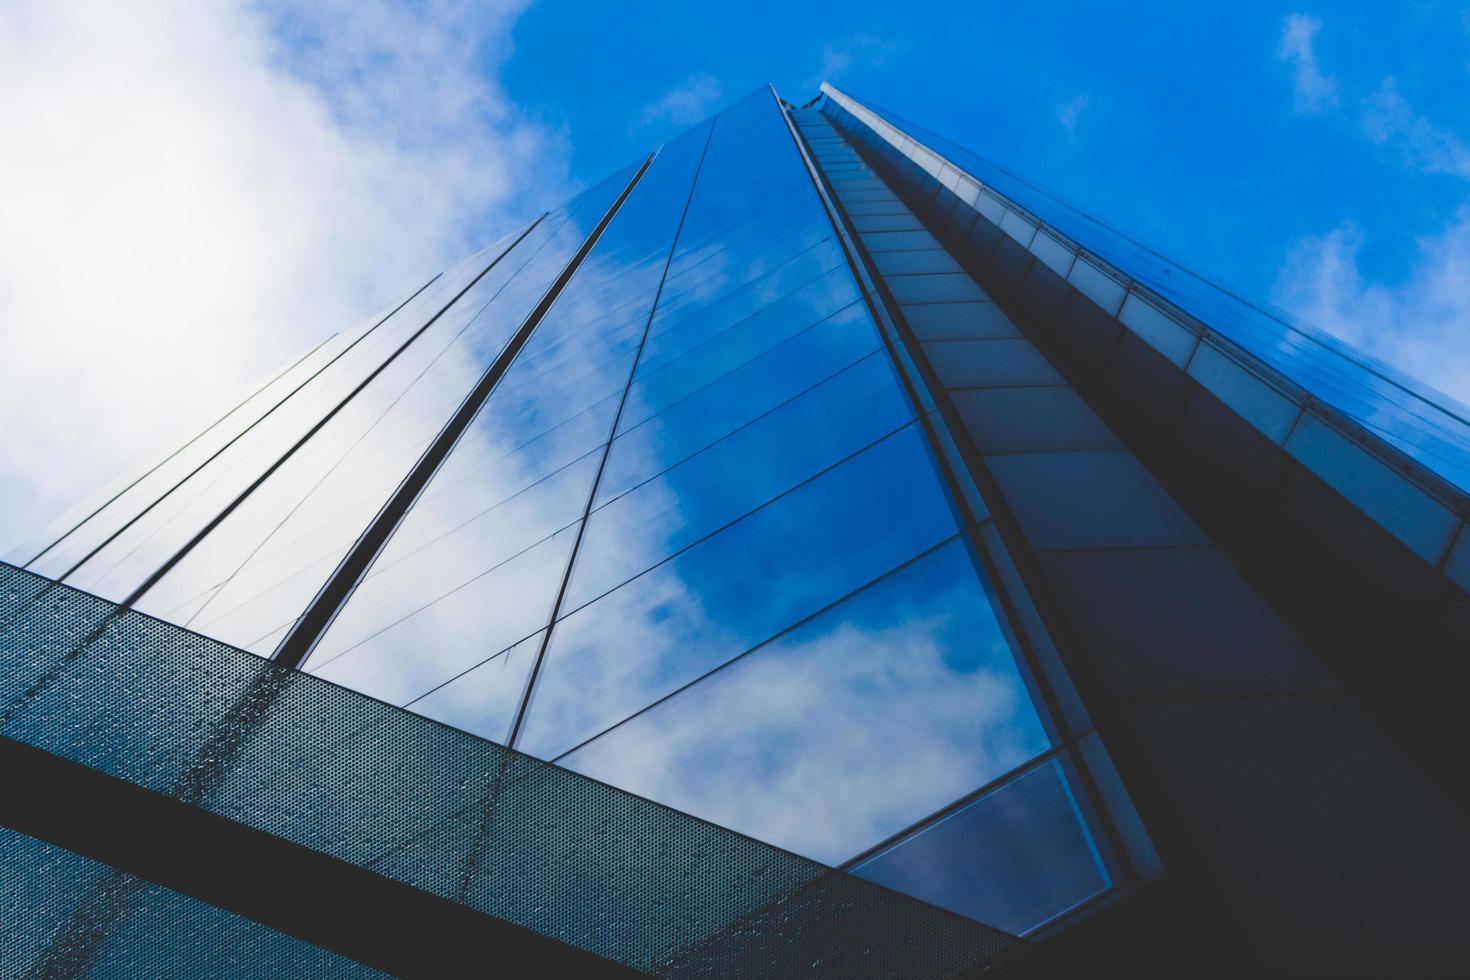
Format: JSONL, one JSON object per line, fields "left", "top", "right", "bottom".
{"left": 558, "top": 539, "right": 1049, "bottom": 865}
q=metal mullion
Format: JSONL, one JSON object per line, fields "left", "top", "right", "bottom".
{"left": 180, "top": 230, "right": 588, "bottom": 635}
{"left": 505, "top": 122, "right": 719, "bottom": 750}
{"left": 19, "top": 331, "right": 337, "bottom": 569}
{"left": 51, "top": 259, "right": 477, "bottom": 589}
{"left": 271, "top": 156, "right": 656, "bottom": 671}
{"left": 110, "top": 218, "right": 546, "bottom": 610}
{"left": 778, "top": 97, "right": 1147, "bottom": 885}
{"left": 35, "top": 275, "right": 444, "bottom": 581}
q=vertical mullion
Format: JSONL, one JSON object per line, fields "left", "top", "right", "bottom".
{"left": 20, "top": 330, "right": 338, "bottom": 569}
{"left": 37, "top": 273, "right": 445, "bottom": 582}
{"left": 790, "top": 98, "right": 1148, "bottom": 886}
{"left": 271, "top": 157, "right": 656, "bottom": 671}
{"left": 109, "top": 218, "right": 547, "bottom": 610}
{"left": 505, "top": 120, "right": 719, "bottom": 750}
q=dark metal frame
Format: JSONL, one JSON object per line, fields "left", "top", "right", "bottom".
{"left": 272, "top": 157, "right": 655, "bottom": 670}
{"left": 36, "top": 272, "right": 447, "bottom": 584}
{"left": 506, "top": 125, "right": 717, "bottom": 747}
{"left": 18, "top": 330, "right": 336, "bottom": 569}
{"left": 774, "top": 90, "right": 1155, "bottom": 932}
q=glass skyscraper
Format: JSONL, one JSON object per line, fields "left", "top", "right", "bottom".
{"left": 4, "top": 85, "right": 1468, "bottom": 977}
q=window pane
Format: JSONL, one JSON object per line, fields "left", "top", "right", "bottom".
{"left": 557, "top": 538, "right": 1051, "bottom": 864}
{"left": 597, "top": 298, "right": 876, "bottom": 504}
{"left": 410, "top": 630, "right": 547, "bottom": 745}
{"left": 309, "top": 526, "right": 575, "bottom": 705}
{"left": 301, "top": 117, "right": 715, "bottom": 689}
{"left": 516, "top": 425, "right": 968, "bottom": 760}
{"left": 852, "top": 758, "right": 1112, "bottom": 935}
{"left": 567, "top": 350, "right": 916, "bottom": 609}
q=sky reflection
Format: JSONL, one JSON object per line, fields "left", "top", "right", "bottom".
{"left": 13, "top": 88, "right": 1117, "bottom": 935}
{"left": 558, "top": 539, "right": 1049, "bottom": 864}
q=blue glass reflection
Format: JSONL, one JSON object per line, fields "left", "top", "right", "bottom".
{"left": 568, "top": 350, "right": 915, "bottom": 609}
{"left": 853, "top": 758, "right": 1111, "bottom": 935}
{"left": 597, "top": 290, "right": 872, "bottom": 505}
{"left": 410, "top": 630, "right": 547, "bottom": 745}
{"left": 15, "top": 85, "right": 1136, "bottom": 938}
{"left": 516, "top": 426, "right": 974, "bottom": 760}
{"left": 302, "top": 115, "right": 715, "bottom": 695}
{"left": 838, "top": 92, "right": 1470, "bottom": 493}
{"left": 557, "top": 538, "right": 1051, "bottom": 864}
{"left": 309, "top": 527, "right": 575, "bottom": 705}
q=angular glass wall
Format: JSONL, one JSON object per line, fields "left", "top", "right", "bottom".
{"left": 301, "top": 103, "right": 718, "bottom": 714}
{"left": 127, "top": 170, "right": 637, "bottom": 652}
{"left": 829, "top": 88, "right": 1470, "bottom": 495}
{"left": 296, "top": 88, "right": 1130, "bottom": 935}
{"left": 12, "top": 88, "right": 1145, "bottom": 937}
{"left": 21, "top": 241, "right": 510, "bottom": 585}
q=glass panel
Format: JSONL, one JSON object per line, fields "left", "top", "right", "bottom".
{"left": 49, "top": 218, "right": 555, "bottom": 595}
{"left": 852, "top": 758, "right": 1112, "bottom": 936}
{"left": 31, "top": 237, "right": 524, "bottom": 583}
{"left": 309, "top": 526, "right": 575, "bottom": 705}
{"left": 619, "top": 265, "right": 863, "bottom": 433}
{"left": 598, "top": 297, "right": 875, "bottom": 503}
{"left": 21, "top": 296, "right": 378, "bottom": 575}
{"left": 567, "top": 351, "right": 916, "bottom": 609}
{"left": 300, "top": 451, "right": 599, "bottom": 663}
{"left": 119, "top": 167, "right": 643, "bottom": 642}
{"left": 636, "top": 244, "right": 851, "bottom": 375}
{"left": 556, "top": 538, "right": 1051, "bottom": 864}
{"left": 302, "top": 116, "right": 716, "bottom": 689}
{"left": 838, "top": 93, "right": 1470, "bottom": 494}
{"left": 409, "top": 630, "right": 547, "bottom": 745}
{"left": 191, "top": 450, "right": 603, "bottom": 654}
{"left": 516, "top": 425, "right": 967, "bottom": 761}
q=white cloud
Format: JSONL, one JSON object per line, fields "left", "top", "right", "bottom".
{"left": 638, "top": 73, "right": 724, "bottom": 128}
{"left": 1273, "top": 211, "right": 1470, "bottom": 406}
{"left": 1267, "top": 17, "right": 1470, "bottom": 414}
{"left": 812, "top": 34, "right": 905, "bottom": 90}
{"left": 1054, "top": 94, "right": 1091, "bottom": 138}
{"left": 0, "top": 0, "right": 568, "bottom": 555}
{"left": 1278, "top": 13, "right": 1338, "bottom": 114}
{"left": 1361, "top": 77, "right": 1470, "bottom": 178}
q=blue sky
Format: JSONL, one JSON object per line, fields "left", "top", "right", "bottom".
{"left": 497, "top": 1, "right": 1470, "bottom": 408}
{"left": 1, "top": 0, "right": 1467, "bottom": 550}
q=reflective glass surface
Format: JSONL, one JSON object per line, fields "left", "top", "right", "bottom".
{"left": 303, "top": 110, "right": 718, "bottom": 694}
{"left": 565, "top": 351, "right": 915, "bottom": 610}
{"left": 46, "top": 222, "right": 550, "bottom": 596}
{"left": 131, "top": 171, "right": 638, "bottom": 649}
{"left": 17, "top": 87, "right": 1139, "bottom": 936}
{"left": 556, "top": 539, "right": 1050, "bottom": 865}
{"left": 519, "top": 426, "right": 967, "bottom": 760}
{"left": 852, "top": 756, "right": 1112, "bottom": 935}
{"left": 21, "top": 273, "right": 440, "bottom": 579}
{"left": 835, "top": 89, "right": 1470, "bottom": 493}
{"left": 3, "top": 331, "right": 334, "bottom": 567}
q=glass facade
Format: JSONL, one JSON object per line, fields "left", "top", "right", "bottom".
{"left": 831, "top": 89, "right": 1470, "bottom": 497}
{"left": 9, "top": 87, "right": 1152, "bottom": 939}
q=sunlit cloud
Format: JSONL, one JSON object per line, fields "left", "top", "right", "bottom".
{"left": 638, "top": 74, "right": 725, "bottom": 128}
{"left": 1054, "top": 94, "right": 1091, "bottom": 139}
{"left": 1361, "top": 78, "right": 1470, "bottom": 179}
{"left": 1269, "top": 14, "right": 1470, "bottom": 409}
{"left": 1273, "top": 211, "right": 1470, "bottom": 406}
{"left": 0, "top": 0, "right": 569, "bottom": 554}
{"left": 1278, "top": 13, "right": 1338, "bottom": 114}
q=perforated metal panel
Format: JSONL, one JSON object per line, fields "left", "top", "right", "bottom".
{"left": 0, "top": 562, "right": 1021, "bottom": 977}
{"left": 0, "top": 826, "right": 383, "bottom": 978}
